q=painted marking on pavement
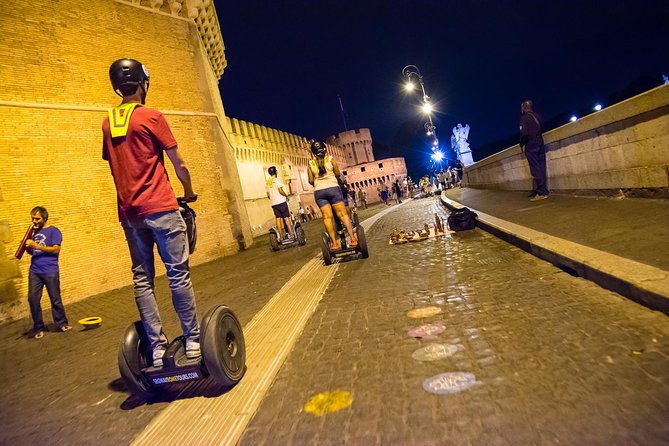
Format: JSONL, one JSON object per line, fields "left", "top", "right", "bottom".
{"left": 407, "top": 306, "right": 442, "bottom": 318}
{"left": 422, "top": 372, "right": 480, "bottom": 394}
{"left": 407, "top": 323, "right": 446, "bottom": 339}
{"left": 411, "top": 343, "right": 458, "bottom": 362}
{"left": 304, "top": 390, "right": 353, "bottom": 416}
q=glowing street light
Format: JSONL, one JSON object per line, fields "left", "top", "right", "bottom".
{"left": 594, "top": 103, "right": 602, "bottom": 111}
{"left": 402, "top": 64, "right": 439, "bottom": 149}
{"left": 432, "top": 150, "right": 444, "bottom": 161}
{"left": 570, "top": 115, "right": 578, "bottom": 122}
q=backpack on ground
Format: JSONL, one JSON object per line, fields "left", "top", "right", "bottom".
{"left": 447, "top": 207, "right": 477, "bottom": 231}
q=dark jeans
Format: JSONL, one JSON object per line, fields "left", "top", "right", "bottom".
{"left": 526, "top": 146, "right": 548, "bottom": 195}
{"left": 28, "top": 271, "right": 68, "bottom": 331}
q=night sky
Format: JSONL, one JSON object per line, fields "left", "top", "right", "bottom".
{"left": 214, "top": 0, "right": 669, "bottom": 176}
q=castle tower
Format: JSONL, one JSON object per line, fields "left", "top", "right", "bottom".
{"left": 326, "top": 128, "right": 374, "bottom": 167}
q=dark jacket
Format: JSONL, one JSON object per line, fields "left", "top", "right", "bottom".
{"left": 519, "top": 112, "right": 544, "bottom": 150}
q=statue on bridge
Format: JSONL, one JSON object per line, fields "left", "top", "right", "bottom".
{"left": 451, "top": 123, "right": 474, "bottom": 166}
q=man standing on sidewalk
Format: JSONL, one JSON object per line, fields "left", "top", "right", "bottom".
{"left": 102, "top": 58, "right": 201, "bottom": 367}
{"left": 25, "top": 206, "right": 71, "bottom": 339}
{"left": 519, "top": 99, "right": 549, "bottom": 201}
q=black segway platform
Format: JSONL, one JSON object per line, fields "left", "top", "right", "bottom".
{"left": 269, "top": 219, "right": 306, "bottom": 251}
{"left": 320, "top": 223, "right": 369, "bottom": 266}
{"left": 118, "top": 304, "right": 246, "bottom": 399}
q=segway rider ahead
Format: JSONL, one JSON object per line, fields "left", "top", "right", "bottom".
{"left": 307, "top": 141, "right": 357, "bottom": 250}
{"left": 267, "top": 166, "right": 295, "bottom": 241}
{"left": 102, "top": 58, "right": 200, "bottom": 367}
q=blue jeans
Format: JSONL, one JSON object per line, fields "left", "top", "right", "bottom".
{"left": 28, "top": 271, "right": 68, "bottom": 331}
{"left": 122, "top": 210, "right": 200, "bottom": 351}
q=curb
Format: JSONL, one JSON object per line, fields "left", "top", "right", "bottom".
{"left": 440, "top": 193, "right": 669, "bottom": 315}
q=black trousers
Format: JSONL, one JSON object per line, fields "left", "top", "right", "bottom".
{"left": 526, "top": 146, "right": 548, "bottom": 195}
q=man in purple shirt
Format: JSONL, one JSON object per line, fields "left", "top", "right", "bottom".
{"left": 25, "top": 206, "right": 71, "bottom": 339}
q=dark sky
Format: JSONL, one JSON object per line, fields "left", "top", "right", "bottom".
{"left": 214, "top": 0, "right": 669, "bottom": 174}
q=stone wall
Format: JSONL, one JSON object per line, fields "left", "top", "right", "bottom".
{"left": 226, "top": 117, "right": 350, "bottom": 236}
{"left": 463, "top": 84, "right": 669, "bottom": 193}
{"left": 0, "top": 0, "right": 251, "bottom": 322}
{"left": 343, "top": 158, "right": 408, "bottom": 203}
{"left": 327, "top": 128, "right": 374, "bottom": 165}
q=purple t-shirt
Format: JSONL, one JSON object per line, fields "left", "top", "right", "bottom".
{"left": 30, "top": 226, "right": 62, "bottom": 274}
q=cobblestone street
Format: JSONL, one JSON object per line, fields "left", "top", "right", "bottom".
{"left": 1, "top": 198, "right": 668, "bottom": 445}
{"left": 240, "top": 198, "right": 669, "bottom": 445}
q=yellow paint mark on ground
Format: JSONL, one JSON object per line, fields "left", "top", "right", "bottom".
{"left": 305, "top": 391, "right": 352, "bottom": 416}
{"left": 407, "top": 306, "right": 442, "bottom": 318}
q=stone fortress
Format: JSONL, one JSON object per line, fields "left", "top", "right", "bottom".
{"left": 0, "top": 0, "right": 406, "bottom": 322}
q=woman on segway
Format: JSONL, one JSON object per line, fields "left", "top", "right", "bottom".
{"left": 307, "top": 140, "right": 357, "bottom": 250}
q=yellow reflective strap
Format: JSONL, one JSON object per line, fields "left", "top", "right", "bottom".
{"left": 108, "top": 103, "right": 139, "bottom": 138}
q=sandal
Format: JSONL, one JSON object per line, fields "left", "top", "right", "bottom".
{"left": 59, "top": 325, "right": 72, "bottom": 332}
{"left": 33, "top": 331, "right": 44, "bottom": 339}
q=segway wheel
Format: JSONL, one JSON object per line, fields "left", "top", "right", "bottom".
{"left": 321, "top": 233, "right": 333, "bottom": 265}
{"left": 201, "top": 305, "right": 246, "bottom": 387}
{"left": 269, "top": 229, "right": 280, "bottom": 251}
{"left": 118, "top": 321, "right": 155, "bottom": 399}
{"left": 356, "top": 225, "right": 369, "bottom": 259}
{"left": 296, "top": 225, "right": 307, "bottom": 246}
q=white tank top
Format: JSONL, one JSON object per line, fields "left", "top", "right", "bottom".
{"left": 309, "top": 155, "right": 339, "bottom": 190}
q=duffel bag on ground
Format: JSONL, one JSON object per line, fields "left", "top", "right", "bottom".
{"left": 447, "top": 207, "right": 477, "bottom": 231}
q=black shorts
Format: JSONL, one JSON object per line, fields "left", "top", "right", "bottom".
{"left": 272, "top": 202, "right": 290, "bottom": 218}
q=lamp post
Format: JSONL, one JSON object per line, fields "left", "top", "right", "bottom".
{"left": 402, "top": 64, "right": 438, "bottom": 150}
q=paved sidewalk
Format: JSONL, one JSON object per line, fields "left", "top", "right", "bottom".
{"left": 441, "top": 188, "right": 669, "bottom": 313}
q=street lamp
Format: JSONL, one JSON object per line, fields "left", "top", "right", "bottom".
{"left": 402, "top": 64, "right": 438, "bottom": 151}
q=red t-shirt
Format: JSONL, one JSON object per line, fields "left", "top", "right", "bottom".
{"left": 102, "top": 105, "right": 179, "bottom": 221}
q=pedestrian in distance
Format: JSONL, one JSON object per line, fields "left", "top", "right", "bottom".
{"left": 358, "top": 188, "right": 367, "bottom": 209}
{"left": 393, "top": 180, "right": 402, "bottom": 204}
{"left": 24, "top": 206, "right": 72, "bottom": 339}
{"left": 102, "top": 58, "right": 201, "bottom": 368}
{"left": 348, "top": 189, "right": 357, "bottom": 209}
{"left": 266, "top": 165, "right": 295, "bottom": 242}
{"left": 519, "top": 99, "right": 549, "bottom": 201}
{"left": 307, "top": 140, "right": 358, "bottom": 250}
{"left": 380, "top": 184, "right": 389, "bottom": 206}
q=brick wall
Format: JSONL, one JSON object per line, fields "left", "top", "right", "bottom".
{"left": 0, "top": 0, "right": 250, "bottom": 322}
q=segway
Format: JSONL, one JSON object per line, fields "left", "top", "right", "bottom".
{"left": 118, "top": 305, "right": 246, "bottom": 399}
{"left": 269, "top": 218, "right": 306, "bottom": 251}
{"left": 118, "top": 197, "right": 246, "bottom": 399}
{"left": 320, "top": 211, "right": 369, "bottom": 266}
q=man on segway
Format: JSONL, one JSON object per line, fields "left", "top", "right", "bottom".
{"left": 102, "top": 58, "right": 201, "bottom": 368}
{"left": 266, "top": 166, "right": 295, "bottom": 242}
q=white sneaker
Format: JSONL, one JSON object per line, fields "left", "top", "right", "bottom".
{"left": 186, "top": 340, "right": 201, "bottom": 359}
{"left": 153, "top": 348, "right": 166, "bottom": 368}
